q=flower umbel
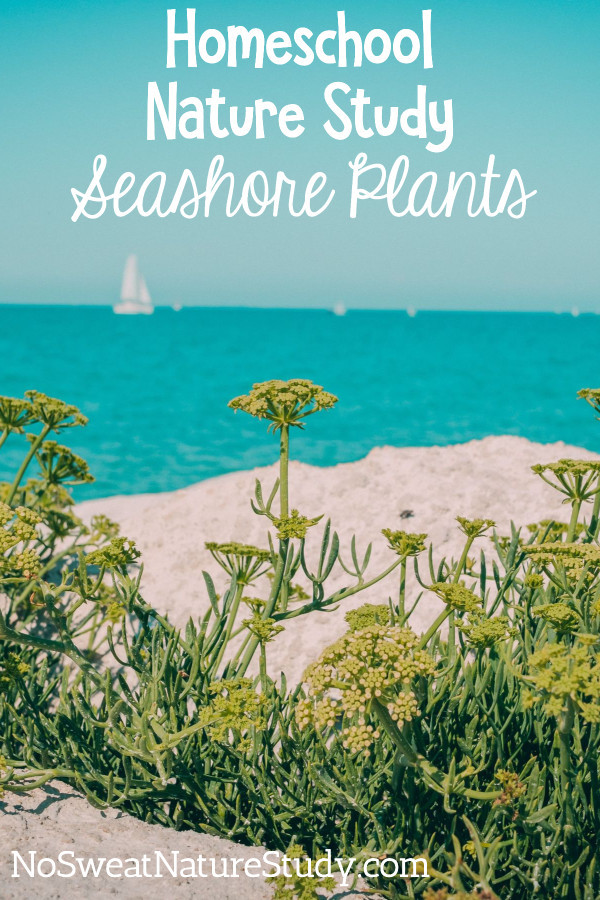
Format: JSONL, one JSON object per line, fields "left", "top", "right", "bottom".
{"left": 0, "top": 396, "right": 34, "bottom": 433}
{"left": 25, "top": 391, "right": 88, "bottom": 431}
{"left": 578, "top": 388, "right": 600, "bottom": 418}
{"left": 531, "top": 459, "right": 600, "bottom": 503}
{"left": 459, "top": 613, "right": 513, "bottom": 648}
{"left": 242, "top": 615, "right": 284, "bottom": 644}
{"left": 456, "top": 517, "right": 496, "bottom": 539}
{"left": 300, "top": 614, "right": 435, "bottom": 753}
{"left": 273, "top": 509, "right": 322, "bottom": 540}
{"left": 345, "top": 603, "right": 390, "bottom": 631}
{"left": 198, "top": 678, "right": 266, "bottom": 746}
{"left": 382, "top": 529, "right": 427, "bottom": 557}
{"left": 429, "top": 583, "right": 483, "bottom": 612}
{"left": 86, "top": 537, "right": 140, "bottom": 569}
{"left": 533, "top": 603, "right": 579, "bottom": 633}
{"left": 228, "top": 379, "right": 337, "bottom": 431}
{"left": 524, "top": 639, "right": 600, "bottom": 723}
{"left": 205, "top": 542, "right": 271, "bottom": 585}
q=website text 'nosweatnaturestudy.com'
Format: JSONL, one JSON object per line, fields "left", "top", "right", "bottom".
{"left": 9, "top": 848, "right": 428, "bottom": 885}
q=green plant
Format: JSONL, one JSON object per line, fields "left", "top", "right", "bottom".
{"left": 1, "top": 382, "right": 600, "bottom": 899}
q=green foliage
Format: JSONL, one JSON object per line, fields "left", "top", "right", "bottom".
{"left": 1, "top": 382, "right": 600, "bottom": 899}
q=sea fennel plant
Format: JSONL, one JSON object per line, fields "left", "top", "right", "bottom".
{"left": 1, "top": 381, "right": 600, "bottom": 900}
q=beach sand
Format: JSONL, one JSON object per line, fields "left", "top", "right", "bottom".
{"left": 2, "top": 435, "right": 598, "bottom": 898}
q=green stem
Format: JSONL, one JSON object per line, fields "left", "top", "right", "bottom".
{"left": 447, "top": 536, "right": 475, "bottom": 659}
{"left": 372, "top": 700, "right": 500, "bottom": 801}
{"left": 447, "top": 611, "right": 456, "bottom": 662}
{"left": 558, "top": 697, "right": 575, "bottom": 825}
{"left": 273, "top": 557, "right": 402, "bottom": 622}
{"left": 567, "top": 499, "right": 582, "bottom": 542}
{"left": 0, "top": 429, "right": 10, "bottom": 452}
{"left": 235, "top": 426, "right": 290, "bottom": 677}
{"left": 235, "top": 549, "right": 287, "bottom": 676}
{"left": 0, "top": 611, "right": 101, "bottom": 685}
{"left": 585, "top": 491, "right": 600, "bottom": 543}
{"left": 212, "top": 582, "right": 244, "bottom": 674}
{"left": 259, "top": 645, "right": 268, "bottom": 692}
{"left": 398, "top": 557, "right": 407, "bottom": 622}
{"left": 279, "top": 424, "right": 289, "bottom": 518}
{"left": 418, "top": 606, "right": 452, "bottom": 649}
{"left": 6, "top": 424, "right": 51, "bottom": 506}
{"left": 453, "top": 536, "right": 475, "bottom": 584}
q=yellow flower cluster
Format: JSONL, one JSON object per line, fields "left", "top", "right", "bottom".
{"left": 15, "top": 506, "right": 42, "bottom": 525}
{"left": 456, "top": 516, "right": 496, "bottom": 538}
{"left": 34, "top": 440, "right": 94, "bottom": 484}
{"left": 381, "top": 529, "right": 427, "bottom": 557}
{"left": 428, "top": 583, "right": 482, "bottom": 612}
{"left": 533, "top": 603, "right": 579, "bottom": 632}
{"left": 199, "top": 678, "right": 266, "bottom": 745}
{"left": 206, "top": 541, "right": 271, "bottom": 584}
{"left": 242, "top": 615, "right": 284, "bottom": 644}
{"left": 579, "top": 388, "right": 600, "bottom": 416}
{"left": 526, "top": 520, "right": 584, "bottom": 541}
{"left": 0, "top": 652, "right": 30, "bottom": 685}
{"left": 525, "top": 640, "right": 600, "bottom": 722}
{"left": 0, "top": 505, "right": 42, "bottom": 576}
{"left": 0, "top": 503, "right": 14, "bottom": 526}
{"left": 524, "top": 572, "right": 544, "bottom": 589}
{"left": 345, "top": 603, "right": 390, "bottom": 631}
{"left": 387, "top": 690, "right": 419, "bottom": 723}
{"left": 0, "top": 396, "right": 34, "bottom": 433}
{"left": 25, "top": 390, "right": 88, "bottom": 430}
{"left": 459, "top": 614, "right": 512, "bottom": 648}
{"left": 526, "top": 542, "right": 600, "bottom": 582}
{"left": 12, "top": 549, "right": 41, "bottom": 577}
{"left": 494, "top": 769, "right": 527, "bottom": 807}
{"left": 89, "top": 514, "right": 120, "bottom": 539}
{"left": 86, "top": 537, "right": 140, "bottom": 569}
{"left": 298, "top": 611, "right": 435, "bottom": 753}
{"left": 273, "top": 509, "right": 321, "bottom": 540}
{"left": 229, "top": 379, "right": 337, "bottom": 429}
{"left": 341, "top": 722, "right": 381, "bottom": 753}
{"left": 206, "top": 541, "right": 270, "bottom": 560}
{"left": 531, "top": 458, "right": 600, "bottom": 504}
{"left": 532, "top": 459, "right": 600, "bottom": 478}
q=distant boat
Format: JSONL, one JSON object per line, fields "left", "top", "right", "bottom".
{"left": 333, "top": 302, "right": 346, "bottom": 317}
{"left": 114, "top": 255, "right": 154, "bottom": 315}
{"left": 172, "top": 302, "right": 182, "bottom": 312}
{"left": 571, "top": 306, "right": 580, "bottom": 318}
{"left": 407, "top": 306, "right": 417, "bottom": 318}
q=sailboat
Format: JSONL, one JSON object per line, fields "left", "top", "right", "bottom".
{"left": 332, "top": 302, "right": 347, "bottom": 317}
{"left": 114, "top": 255, "right": 154, "bottom": 315}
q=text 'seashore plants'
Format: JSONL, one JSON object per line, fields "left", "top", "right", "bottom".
{"left": 0, "top": 379, "right": 600, "bottom": 899}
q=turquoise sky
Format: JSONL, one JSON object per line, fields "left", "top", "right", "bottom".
{"left": 0, "top": 0, "right": 598, "bottom": 310}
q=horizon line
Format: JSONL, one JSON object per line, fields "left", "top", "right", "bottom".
{"left": 0, "top": 302, "right": 596, "bottom": 315}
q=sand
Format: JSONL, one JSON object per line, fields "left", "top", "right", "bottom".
{"left": 2, "top": 435, "right": 598, "bottom": 898}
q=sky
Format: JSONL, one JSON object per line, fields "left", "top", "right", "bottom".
{"left": 0, "top": 0, "right": 598, "bottom": 310}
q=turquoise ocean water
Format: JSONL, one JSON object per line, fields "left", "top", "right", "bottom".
{"left": 0, "top": 306, "right": 599, "bottom": 499}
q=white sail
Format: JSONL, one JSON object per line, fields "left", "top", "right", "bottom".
{"left": 120, "top": 255, "right": 140, "bottom": 301}
{"left": 138, "top": 276, "right": 152, "bottom": 306}
{"left": 114, "top": 255, "right": 154, "bottom": 315}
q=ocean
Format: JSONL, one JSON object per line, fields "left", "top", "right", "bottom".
{"left": 1, "top": 306, "right": 599, "bottom": 499}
